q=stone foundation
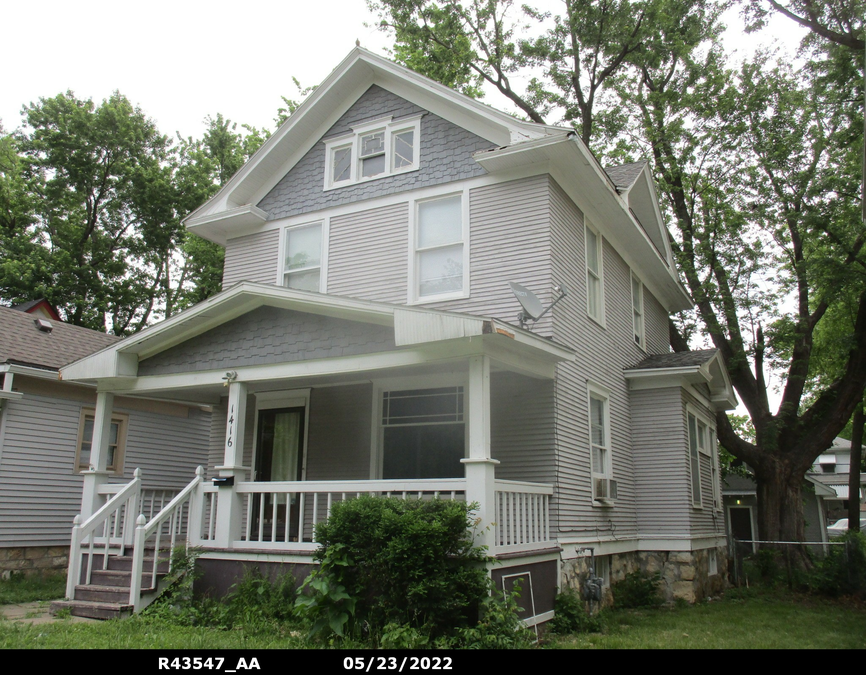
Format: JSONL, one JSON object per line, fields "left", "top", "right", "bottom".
{"left": 0, "top": 546, "right": 69, "bottom": 578}
{"left": 561, "top": 546, "right": 728, "bottom": 605}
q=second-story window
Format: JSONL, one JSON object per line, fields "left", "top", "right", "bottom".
{"left": 631, "top": 272, "right": 645, "bottom": 349}
{"left": 283, "top": 222, "right": 323, "bottom": 292}
{"left": 324, "top": 115, "right": 422, "bottom": 190}
{"left": 586, "top": 222, "right": 604, "bottom": 324}
{"left": 414, "top": 194, "right": 465, "bottom": 301}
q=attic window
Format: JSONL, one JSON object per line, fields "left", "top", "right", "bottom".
{"left": 323, "top": 115, "right": 422, "bottom": 190}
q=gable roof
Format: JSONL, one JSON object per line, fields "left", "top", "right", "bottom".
{"left": 0, "top": 305, "right": 119, "bottom": 372}
{"left": 184, "top": 47, "right": 565, "bottom": 237}
{"left": 623, "top": 348, "right": 737, "bottom": 410}
{"left": 61, "top": 282, "right": 575, "bottom": 384}
{"left": 604, "top": 161, "right": 647, "bottom": 191}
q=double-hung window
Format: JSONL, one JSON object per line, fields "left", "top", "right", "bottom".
{"left": 631, "top": 272, "right": 645, "bottom": 349}
{"left": 589, "top": 387, "right": 614, "bottom": 503}
{"left": 381, "top": 387, "right": 465, "bottom": 479}
{"left": 413, "top": 194, "right": 466, "bottom": 301}
{"left": 324, "top": 115, "right": 421, "bottom": 190}
{"left": 75, "top": 409, "right": 128, "bottom": 475}
{"left": 283, "top": 222, "right": 323, "bottom": 292}
{"left": 586, "top": 223, "right": 604, "bottom": 323}
{"left": 687, "top": 411, "right": 714, "bottom": 508}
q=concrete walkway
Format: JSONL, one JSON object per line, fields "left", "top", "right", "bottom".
{"left": 0, "top": 601, "right": 97, "bottom": 625}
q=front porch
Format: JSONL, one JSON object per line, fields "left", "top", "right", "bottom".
{"left": 58, "top": 285, "right": 572, "bottom": 621}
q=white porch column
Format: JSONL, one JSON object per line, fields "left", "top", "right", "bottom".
{"left": 214, "top": 380, "right": 248, "bottom": 548}
{"left": 462, "top": 355, "right": 498, "bottom": 552}
{"left": 80, "top": 391, "right": 114, "bottom": 519}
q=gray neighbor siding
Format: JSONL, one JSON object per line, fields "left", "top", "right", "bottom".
{"left": 0, "top": 377, "right": 210, "bottom": 548}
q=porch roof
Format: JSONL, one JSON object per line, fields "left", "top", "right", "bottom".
{"left": 60, "top": 282, "right": 574, "bottom": 395}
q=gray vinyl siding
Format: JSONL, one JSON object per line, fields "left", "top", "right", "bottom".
{"left": 222, "top": 229, "right": 279, "bottom": 289}
{"left": 490, "top": 372, "right": 556, "bottom": 501}
{"left": 644, "top": 289, "right": 670, "bottom": 355}
{"left": 138, "top": 306, "right": 398, "bottom": 376}
{"left": 549, "top": 178, "right": 643, "bottom": 539}
{"left": 306, "top": 384, "right": 373, "bottom": 481}
{"left": 327, "top": 203, "right": 409, "bottom": 303}
{"left": 0, "top": 384, "right": 210, "bottom": 548}
{"left": 631, "top": 387, "right": 691, "bottom": 535}
{"left": 257, "top": 85, "right": 493, "bottom": 222}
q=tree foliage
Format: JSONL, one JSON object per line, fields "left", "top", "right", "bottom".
{"left": 371, "top": 0, "right": 865, "bottom": 544}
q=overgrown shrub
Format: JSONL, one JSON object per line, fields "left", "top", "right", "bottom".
{"left": 612, "top": 570, "right": 661, "bottom": 608}
{"left": 295, "top": 496, "right": 491, "bottom": 640}
{"left": 809, "top": 531, "right": 866, "bottom": 598}
{"left": 547, "top": 587, "right": 604, "bottom": 634}
{"left": 442, "top": 586, "right": 535, "bottom": 649}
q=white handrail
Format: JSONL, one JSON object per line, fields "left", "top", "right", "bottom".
{"left": 128, "top": 466, "right": 203, "bottom": 612}
{"left": 66, "top": 469, "right": 142, "bottom": 600}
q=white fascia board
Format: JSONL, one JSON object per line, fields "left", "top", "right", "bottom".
{"left": 805, "top": 476, "right": 838, "bottom": 498}
{"left": 475, "top": 138, "right": 693, "bottom": 313}
{"left": 185, "top": 205, "right": 269, "bottom": 247}
{"left": 1, "top": 363, "right": 60, "bottom": 381}
{"left": 184, "top": 47, "right": 557, "bottom": 236}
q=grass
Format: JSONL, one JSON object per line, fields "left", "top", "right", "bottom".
{"left": 0, "top": 573, "right": 66, "bottom": 605}
{"left": 1, "top": 580, "right": 863, "bottom": 649}
{"left": 546, "top": 588, "right": 866, "bottom": 649}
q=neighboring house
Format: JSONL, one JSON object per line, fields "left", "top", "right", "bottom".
{"left": 722, "top": 473, "right": 835, "bottom": 549}
{"left": 0, "top": 304, "right": 211, "bottom": 577}
{"left": 58, "top": 47, "right": 737, "bottom": 620}
{"left": 810, "top": 437, "right": 865, "bottom": 523}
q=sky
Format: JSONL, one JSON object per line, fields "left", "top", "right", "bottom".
{"left": 0, "top": 0, "right": 808, "bottom": 140}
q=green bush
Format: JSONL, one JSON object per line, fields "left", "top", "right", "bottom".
{"left": 547, "top": 587, "right": 604, "bottom": 634}
{"left": 295, "top": 496, "right": 491, "bottom": 640}
{"left": 810, "top": 531, "right": 866, "bottom": 598}
{"left": 612, "top": 570, "right": 662, "bottom": 609}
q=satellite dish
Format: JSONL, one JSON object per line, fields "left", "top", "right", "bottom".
{"left": 508, "top": 281, "right": 569, "bottom": 330}
{"left": 508, "top": 282, "right": 544, "bottom": 321}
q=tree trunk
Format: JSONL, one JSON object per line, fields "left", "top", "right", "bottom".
{"left": 753, "top": 459, "right": 812, "bottom": 569}
{"left": 848, "top": 406, "right": 863, "bottom": 532}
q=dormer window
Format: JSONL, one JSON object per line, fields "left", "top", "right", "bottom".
{"left": 323, "top": 115, "right": 422, "bottom": 190}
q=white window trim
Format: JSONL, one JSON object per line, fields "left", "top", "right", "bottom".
{"left": 250, "top": 389, "right": 311, "bottom": 483}
{"left": 407, "top": 189, "right": 470, "bottom": 305}
{"left": 687, "top": 406, "right": 715, "bottom": 509}
{"left": 278, "top": 219, "right": 329, "bottom": 293}
{"left": 323, "top": 114, "right": 422, "bottom": 191}
{"left": 75, "top": 408, "right": 129, "bottom": 476}
{"left": 585, "top": 221, "right": 605, "bottom": 327}
{"left": 588, "top": 383, "right": 614, "bottom": 506}
{"left": 370, "top": 374, "right": 469, "bottom": 479}
{"left": 631, "top": 271, "right": 645, "bottom": 351}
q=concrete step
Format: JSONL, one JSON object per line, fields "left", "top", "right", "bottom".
{"left": 50, "top": 599, "right": 132, "bottom": 621}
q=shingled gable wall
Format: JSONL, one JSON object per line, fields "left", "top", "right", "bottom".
{"left": 137, "top": 305, "right": 398, "bottom": 377}
{"left": 256, "top": 85, "right": 495, "bottom": 221}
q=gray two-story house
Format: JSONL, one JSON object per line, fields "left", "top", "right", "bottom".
{"left": 58, "top": 47, "right": 736, "bottom": 621}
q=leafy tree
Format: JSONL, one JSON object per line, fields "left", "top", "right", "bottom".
{"left": 371, "top": 0, "right": 865, "bottom": 546}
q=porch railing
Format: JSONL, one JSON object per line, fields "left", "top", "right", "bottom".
{"left": 493, "top": 479, "right": 554, "bottom": 553}
{"left": 196, "top": 479, "right": 467, "bottom": 551}
{"left": 128, "top": 466, "right": 204, "bottom": 612}
{"left": 100, "top": 483, "right": 181, "bottom": 521}
{"left": 67, "top": 469, "right": 143, "bottom": 600}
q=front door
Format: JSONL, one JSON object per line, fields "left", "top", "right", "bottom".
{"left": 252, "top": 407, "right": 305, "bottom": 541}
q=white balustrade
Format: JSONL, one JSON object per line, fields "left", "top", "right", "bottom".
{"left": 493, "top": 480, "right": 553, "bottom": 553}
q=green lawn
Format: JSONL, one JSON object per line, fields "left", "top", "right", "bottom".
{"left": 547, "top": 589, "right": 866, "bottom": 649}
{"left": 0, "top": 573, "right": 66, "bottom": 605}
{"left": 1, "top": 576, "right": 863, "bottom": 649}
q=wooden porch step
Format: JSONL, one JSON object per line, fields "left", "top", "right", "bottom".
{"left": 89, "top": 569, "right": 164, "bottom": 588}
{"left": 106, "top": 555, "right": 170, "bottom": 573}
{"left": 72, "top": 584, "right": 156, "bottom": 604}
{"left": 50, "top": 599, "right": 133, "bottom": 621}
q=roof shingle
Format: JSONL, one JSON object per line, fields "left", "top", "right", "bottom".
{"left": 0, "top": 306, "right": 119, "bottom": 371}
{"left": 604, "top": 160, "right": 647, "bottom": 191}
{"left": 626, "top": 348, "right": 719, "bottom": 371}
